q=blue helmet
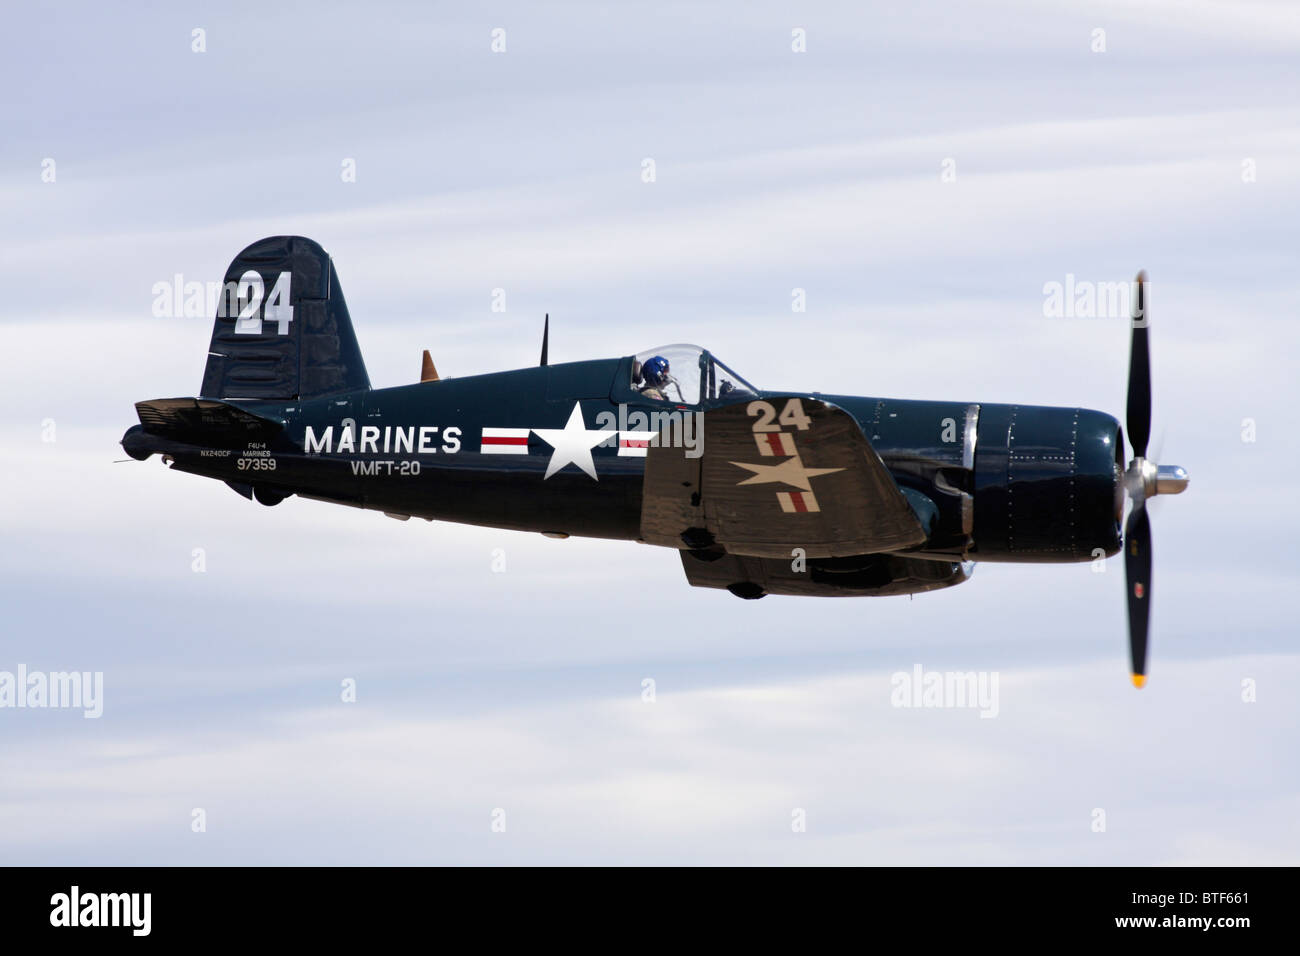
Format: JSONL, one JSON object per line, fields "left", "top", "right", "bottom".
{"left": 642, "top": 355, "right": 670, "bottom": 387}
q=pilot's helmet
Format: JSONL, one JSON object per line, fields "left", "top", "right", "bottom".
{"left": 642, "top": 355, "right": 670, "bottom": 387}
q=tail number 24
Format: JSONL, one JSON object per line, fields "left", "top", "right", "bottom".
{"left": 234, "top": 271, "right": 293, "bottom": 335}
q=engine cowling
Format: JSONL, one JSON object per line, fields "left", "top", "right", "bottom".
{"left": 972, "top": 404, "right": 1123, "bottom": 562}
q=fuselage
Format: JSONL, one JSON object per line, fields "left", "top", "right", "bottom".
{"left": 123, "top": 355, "right": 1124, "bottom": 564}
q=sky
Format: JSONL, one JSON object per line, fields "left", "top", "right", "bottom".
{"left": 1, "top": 0, "right": 1298, "bottom": 865}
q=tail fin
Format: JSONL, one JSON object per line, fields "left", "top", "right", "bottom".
{"left": 199, "top": 236, "right": 370, "bottom": 401}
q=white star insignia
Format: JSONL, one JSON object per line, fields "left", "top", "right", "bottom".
{"left": 533, "top": 403, "right": 608, "bottom": 480}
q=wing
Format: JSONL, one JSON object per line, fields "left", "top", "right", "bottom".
{"left": 640, "top": 396, "right": 927, "bottom": 558}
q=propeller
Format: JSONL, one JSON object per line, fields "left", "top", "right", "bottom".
{"left": 1120, "top": 271, "right": 1189, "bottom": 688}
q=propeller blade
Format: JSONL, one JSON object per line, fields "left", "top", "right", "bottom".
{"left": 539, "top": 313, "right": 549, "bottom": 367}
{"left": 1124, "top": 503, "right": 1152, "bottom": 687}
{"left": 1126, "top": 271, "right": 1151, "bottom": 458}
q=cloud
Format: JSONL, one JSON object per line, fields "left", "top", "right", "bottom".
{"left": 0, "top": 656, "right": 1293, "bottom": 864}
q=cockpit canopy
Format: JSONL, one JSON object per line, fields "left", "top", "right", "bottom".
{"left": 630, "top": 344, "right": 757, "bottom": 405}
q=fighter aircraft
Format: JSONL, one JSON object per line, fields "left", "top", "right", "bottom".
{"left": 122, "top": 236, "right": 1188, "bottom": 686}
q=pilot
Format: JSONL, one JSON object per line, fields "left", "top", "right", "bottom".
{"left": 640, "top": 355, "right": 672, "bottom": 401}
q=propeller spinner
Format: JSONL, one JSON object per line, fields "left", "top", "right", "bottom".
{"left": 1121, "top": 271, "right": 1189, "bottom": 688}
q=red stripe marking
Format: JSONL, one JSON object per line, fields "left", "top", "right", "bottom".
{"left": 765, "top": 433, "right": 785, "bottom": 455}
{"left": 789, "top": 492, "right": 808, "bottom": 513}
{"left": 482, "top": 436, "right": 528, "bottom": 446}
{"left": 621, "top": 439, "right": 649, "bottom": 448}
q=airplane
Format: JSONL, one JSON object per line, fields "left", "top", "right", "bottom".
{"left": 122, "top": 236, "right": 1189, "bottom": 687}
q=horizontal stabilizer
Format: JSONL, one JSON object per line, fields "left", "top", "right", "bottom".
{"left": 135, "top": 397, "right": 283, "bottom": 442}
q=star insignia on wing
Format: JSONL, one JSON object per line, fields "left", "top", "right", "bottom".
{"left": 728, "top": 456, "right": 844, "bottom": 491}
